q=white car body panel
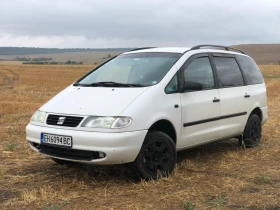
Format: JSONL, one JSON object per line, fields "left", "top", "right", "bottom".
{"left": 218, "top": 86, "right": 250, "bottom": 137}
{"left": 119, "top": 83, "right": 182, "bottom": 143}
{"left": 247, "top": 83, "right": 268, "bottom": 116}
{"left": 180, "top": 89, "right": 220, "bottom": 148}
{"left": 40, "top": 85, "right": 149, "bottom": 116}
{"left": 260, "top": 106, "right": 268, "bottom": 125}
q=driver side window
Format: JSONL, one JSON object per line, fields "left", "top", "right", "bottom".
{"left": 183, "top": 57, "right": 215, "bottom": 89}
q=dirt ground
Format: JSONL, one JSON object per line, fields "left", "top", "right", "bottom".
{"left": 0, "top": 64, "right": 279, "bottom": 210}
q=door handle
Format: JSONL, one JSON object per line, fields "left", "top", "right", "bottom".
{"left": 213, "top": 98, "right": 220, "bottom": 103}
{"left": 244, "top": 94, "right": 250, "bottom": 98}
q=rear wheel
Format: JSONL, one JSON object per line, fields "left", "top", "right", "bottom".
{"left": 239, "top": 114, "right": 262, "bottom": 148}
{"left": 133, "top": 131, "right": 176, "bottom": 180}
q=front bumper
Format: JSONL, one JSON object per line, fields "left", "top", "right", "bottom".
{"left": 26, "top": 123, "right": 147, "bottom": 164}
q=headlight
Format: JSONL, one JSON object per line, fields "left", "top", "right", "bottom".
{"left": 81, "top": 116, "right": 132, "bottom": 129}
{"left": 111, "top": 117, "right": 132, "bottom": 128}
{"left": 31, "top": 111, "right": 46, "bottom": 123}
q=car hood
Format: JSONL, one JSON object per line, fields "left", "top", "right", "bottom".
{"left": 40, "top": 85, "right": 149, "bottom": 116}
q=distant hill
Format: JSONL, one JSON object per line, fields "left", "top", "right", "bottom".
{"left": 232, "top": 44, "right": 280, "bottom": 64}
{"left": 0, "top": 45, "right": 280, "bottom": 64}
{"left": 0, "top": 47, "right": 131, "bottom": 55}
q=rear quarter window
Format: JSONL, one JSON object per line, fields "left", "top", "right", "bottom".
{"left": 236, "top": 55, "right": 264, "bottom": 85}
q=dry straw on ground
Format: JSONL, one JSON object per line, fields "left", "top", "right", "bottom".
{"left": 0, "top": 64, "right": 279, "bottom": 209}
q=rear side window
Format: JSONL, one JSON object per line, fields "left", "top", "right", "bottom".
{"left": 213, "top": 57, "right": 244, "bottom": 87}
{"left": 236, "top": 55, "right": 263, "bottom": 85}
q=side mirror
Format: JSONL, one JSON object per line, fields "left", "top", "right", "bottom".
{"left": 181, "top": 81, "right": 203, "bottom": 92}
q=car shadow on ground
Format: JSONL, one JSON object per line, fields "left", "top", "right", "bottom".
{"left": 177, "top": 138, "right": 241, "bottom": 164}
{"left": 16, "top": 138, "right": 242, "bottom": 184}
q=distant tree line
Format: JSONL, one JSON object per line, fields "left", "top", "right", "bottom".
{"left": 22, "top": 60, "right": 83, "bottom": 65}
{"left": 23, "top": 61, "right": 59, "bottom": 65}
{"left": 0, "top": 47, "right": 130, "bottom": 55}
{"left": 16, "top": 57, "right": 53, "bottom": 61}
{"left": 65, "top": 60, "right": 83, "bottom": 65}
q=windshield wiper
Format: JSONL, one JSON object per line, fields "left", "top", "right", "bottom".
{"left": 74, "top": 82, "right": 146, "bottom": 87}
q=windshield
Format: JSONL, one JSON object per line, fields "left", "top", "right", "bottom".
{"left": 75, "top": 52, "right": 181, "bottom": 87}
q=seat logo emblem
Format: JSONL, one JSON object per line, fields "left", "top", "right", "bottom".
{"left": 57, "top": 117, "right": 66, "bottom": 125}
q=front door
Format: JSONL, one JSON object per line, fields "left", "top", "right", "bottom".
{"left": 180, "top": 54, "right": 221, "bottom": 148}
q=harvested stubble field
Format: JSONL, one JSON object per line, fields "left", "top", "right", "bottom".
{"left": 0, "top": 63, "right": 279, "bottom": 210}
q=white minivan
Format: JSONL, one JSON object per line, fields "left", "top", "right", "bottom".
{"left": 26, "top": 45, "right": 268, "bottom": 179}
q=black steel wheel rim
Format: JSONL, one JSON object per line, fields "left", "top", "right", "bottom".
{"left": 143, "top": 140, "right": 171, "bottom": 174}
{"left": 249, "top": 119, "right": 261, "bottom": 145}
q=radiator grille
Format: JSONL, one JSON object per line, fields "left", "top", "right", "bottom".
{"left": 46, "top": 114, "right": 83, "bottom": 127}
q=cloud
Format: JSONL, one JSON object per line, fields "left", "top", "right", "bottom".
{"left": 0, "top": 0, "right": 280, "bottom": 47}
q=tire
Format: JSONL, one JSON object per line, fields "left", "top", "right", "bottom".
{"left": 51, "top": 157, "right": 74, "bottom": 165}
{"left": 133, "top": 131, "right": 177, "bottom": 180}
{"left": 239, "top": 114, "right": 262, "bottom": 148}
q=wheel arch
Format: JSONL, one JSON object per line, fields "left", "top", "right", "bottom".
{"left": 249, "top": 107, "right": 262, "bottom": 122}
{"left": 148, "top": 119, "right": 177, "bottom": 145}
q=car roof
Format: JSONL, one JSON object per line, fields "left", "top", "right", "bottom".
{"left": 123, "top": 47, "right": 191, "bottom": 54}
{"left": 122, "top": 47, "right": 247, "bottom": 57}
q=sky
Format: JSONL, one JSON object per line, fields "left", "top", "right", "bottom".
{"left": 0, "top": 0, "right": 280, "bottom": 48}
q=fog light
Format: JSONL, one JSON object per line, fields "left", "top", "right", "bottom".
{"left": 99, "top": 152, "right": 105, "bottom": 158}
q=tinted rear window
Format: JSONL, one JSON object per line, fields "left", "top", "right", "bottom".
{"left": 236, "top": 55, "right": 263, "bottom": 85}
{"left": 213, "top": 57, "right": 244, "bottom": 87}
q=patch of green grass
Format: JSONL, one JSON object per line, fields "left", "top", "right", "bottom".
{"left": 240, "top": 133, "right": 246, "bottom": 150}
{"left": 5, "top": 143, "right": 17, "bottom": 151}
{"left": 41, "top": 200, "right": 70, "bottom": 210}
{"left": 182, "top": 200, "right": 196, "bottom": 210}
{"left": 254, "top": 174, "right": 271, "bottom": 185}
{"left": 208, "top": 195, "right": 227, "bottom": 209}
{"left": 41, "top": 204, "right": 61, "bottom": 210}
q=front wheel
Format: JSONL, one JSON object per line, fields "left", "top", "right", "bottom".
{"left": 133, "top": 131, "right": 177, "bottom": 180}
{"left": 239, "top": 114, "right": 262, "bottom": 148}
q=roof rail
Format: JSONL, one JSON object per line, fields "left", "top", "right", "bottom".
{"left": 190, "top": 45, "right": 245, "bottom": 54}
{"left": 129, "top": 47, "right": 156, "bottom": 52}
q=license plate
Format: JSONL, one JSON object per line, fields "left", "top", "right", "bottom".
{"left": 41, "top": 133, "right": 72, "bottom": 148}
